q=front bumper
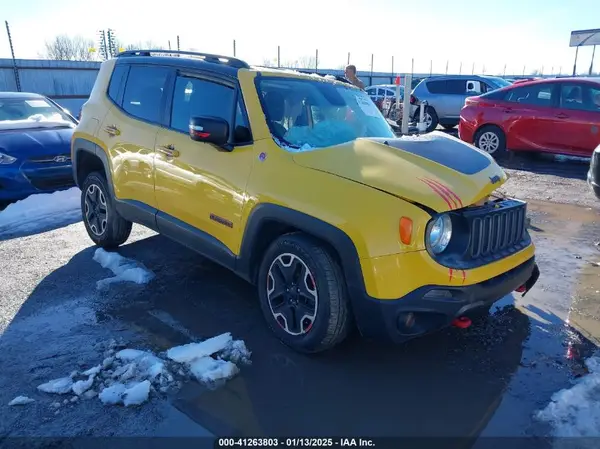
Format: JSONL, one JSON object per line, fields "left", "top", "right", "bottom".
{"left": 0, "top": 163, "right": 74, "bottom": 201}
{"left": 351, "top": 257, "right": 539, "bottom": 343}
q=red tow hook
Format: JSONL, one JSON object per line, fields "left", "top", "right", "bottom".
{"left": 452, "top": 316, "right": 472, "bottom": 329}
{"left": 515, "top": 285, "right": 526, "bottom": 293}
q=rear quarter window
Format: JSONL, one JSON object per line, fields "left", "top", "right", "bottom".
{"left": 107, "top": 64, "right": 129, "bottom": 106}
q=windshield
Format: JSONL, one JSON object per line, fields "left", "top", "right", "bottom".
{"left": 258, "top": 77, "right": 395, "bottom": 151}
{"left": 0, "top": 97, "right": 74, "bottom": 130}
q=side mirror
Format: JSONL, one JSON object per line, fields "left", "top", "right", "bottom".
{"left": 189, "top": 117, "right": 229, "bottom": 146}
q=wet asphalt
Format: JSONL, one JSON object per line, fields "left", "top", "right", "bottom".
{"left": 0, "top": 159, "right": 599, "bottom": 447}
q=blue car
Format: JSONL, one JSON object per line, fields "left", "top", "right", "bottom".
{"left": 0, "top": 92, "right": 77, "bottom": 208}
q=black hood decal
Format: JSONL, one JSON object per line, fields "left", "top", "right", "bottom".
{"left": 370, "top": 135, "right": 492, "bottom": 175}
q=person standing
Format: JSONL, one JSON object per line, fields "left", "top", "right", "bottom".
{"left": 344, "top": 65, "right": 365, "bottom": 90}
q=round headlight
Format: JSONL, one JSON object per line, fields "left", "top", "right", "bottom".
{"left": 428, "top": 215, "right": 452, "bottom": 254}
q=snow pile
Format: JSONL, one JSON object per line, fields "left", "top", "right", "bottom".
{"left": 33, "top": 335, "right": 251, "bottom": 407}
{"left": 0, "top": 187, "right": 81, "bottom": 237}
{"left": 8, "top": 396, "right": 35, "bottom": 406}
{"left": 166, "top": 333, "right": 246, "bottom": 383}
{"left": 0, "top": 113, "right": 75, "bottom": 131}
{"left": 536, "top": 356, "right": 600, "bottom": 437}
{"left": 93, "top": 248, "right": 155, "bottom": 290}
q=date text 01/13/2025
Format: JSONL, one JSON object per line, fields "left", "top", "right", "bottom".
{"left": 216, "top": 438, "right": 376, "bottom": 447}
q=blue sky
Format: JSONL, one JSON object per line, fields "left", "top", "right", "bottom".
{"left": 1, "top": 0, "right": 599, "bottom": 75}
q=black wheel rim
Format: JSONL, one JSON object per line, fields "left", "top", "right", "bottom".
{"left": 84, "top": 184, "right": 108, "bottom": 237}
{"left": 266, "top": 253, "right": 318, "bottom": 336}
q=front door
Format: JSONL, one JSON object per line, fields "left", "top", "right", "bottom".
{"left": 553, "top": 82, "right": 600, "bottom": 156}
{"left": 154, "top": 72, "right": 255, "bottom": 255}
{"left": 99, "top": 64, "right": 170, "bottom": 208}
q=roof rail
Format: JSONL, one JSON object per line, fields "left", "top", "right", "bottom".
{"left": 116, "top": 49, "right": 250, "bottom": 69}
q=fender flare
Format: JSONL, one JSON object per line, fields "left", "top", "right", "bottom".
{"left": 236, "top": 203, "right": 368, "bottom": 300}
{"left": 72, "top": 138, "right": 115, "bottom": 198}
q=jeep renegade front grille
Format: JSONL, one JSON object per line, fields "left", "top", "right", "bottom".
{"left": 463, "top": 200, "right": 529, "bottom": 262}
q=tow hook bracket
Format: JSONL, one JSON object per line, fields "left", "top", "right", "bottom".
{"left": 452, "top": 316, "right": 472, "bottom": 329}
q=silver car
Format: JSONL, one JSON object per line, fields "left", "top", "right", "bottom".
{"left": 410, "top": 75, "right": 512, "bottom": 132}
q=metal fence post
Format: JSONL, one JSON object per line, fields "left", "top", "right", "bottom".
{"left": 233, "top": 40, "right": 236, "bottom": 57}
{"left": 316, "top": 49, "right": 319, "bottom": 72}
{"left": 277, "top": 46, "right": 280, "bottom": 68}
{"left": 5, "top": 21, "right": 21, "bottom": 92}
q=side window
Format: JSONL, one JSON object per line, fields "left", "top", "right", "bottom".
{"left": 121, "top": 65, "right": 170, "bottom": 123}
{"left": 426, "top": 80, "right": 446, "bottom": 94}
{"left": 366, "top": 87, "right": 376, "bottom": 97}
{"left": 505, "top": 84, "right": 555, "bottom": 107}
{"left": 588, "top": 87, "right": 600, "bottom": 112}
{"left": 107, "top": 64, "right": 129, "bottom": 105}
{"left": 466, "top": 80, "right": 482, "bottom": 94}
{"left": 170, "top": 76, "right": 235, "bottom": 133}
{"left": 445, "top": 79, "right": 467, "bottom": 95}
{"left": 560, "top": 84, "right": 600, "bottom": 112}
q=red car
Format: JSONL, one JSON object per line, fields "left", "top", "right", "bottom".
{"left": 459, "top": 77, "right": 600, "bottom": 157}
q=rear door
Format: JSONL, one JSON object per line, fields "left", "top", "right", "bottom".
{"left": 553, "top": 82, "right": 600, "bottom": 156}
{"left": 500, "top": 83, "right": 559, "bottom": 151}
{"left": 98, "top": 63, "right": 170, "bottom": 209}
{"left": 442, "top": 79, "right": 469, "bottom": 120}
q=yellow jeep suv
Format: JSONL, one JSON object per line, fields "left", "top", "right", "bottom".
{"left": 72, "top": 50, "right": 539, "bottom": 353}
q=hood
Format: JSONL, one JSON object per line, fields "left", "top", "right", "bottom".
{"left": 0, "top": 127, "right": 74, "bottom": 160}
{"left": 292, "top": 131, "right": 507, "bottom": 212}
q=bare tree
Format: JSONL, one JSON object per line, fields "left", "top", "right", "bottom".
{"left": 297, "top": 55, "right": 317, "bottom": 69}
{"left": 119, "top": 40, "right": 166, "bottom": 51}
{"left": 41, "top": 35, "right": 95, "bottom": 61}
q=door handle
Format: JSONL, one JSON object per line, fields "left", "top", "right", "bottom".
{"left": 555, "top": 113, "right": 569, "bottom": 119}
{"left": 103, "top": 125, "right": 120, "bottom": 137}
{"left": 156, "top": 144, "right": 180, "bottom": 158}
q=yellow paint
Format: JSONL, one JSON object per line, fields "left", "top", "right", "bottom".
{"left": 154, "top": 128, "right": 255, "bottom": 254}
{"left": 76, "top": 60, "right": 536, "bottom": 301}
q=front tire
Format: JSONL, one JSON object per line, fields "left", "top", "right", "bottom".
{"left": 474, "top": 125, "right": 507, "bottom": 157}
{"left": 81, "top": 171, "right": 132, "bottom": 249}
{"left": 257, "top": 233, "right": 352, "bottom": 353}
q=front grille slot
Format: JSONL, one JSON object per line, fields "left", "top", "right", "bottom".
{"left": 467, "top": 201, "right": 527, "bottom": 260}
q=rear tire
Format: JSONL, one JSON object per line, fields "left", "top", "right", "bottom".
{"left": 414, "top": 106, "right": 439, "bottom": 133}
{"left": 81, "top": 171, "right": 132, "bottom": 249}
{"left": 474, "top": 125, "right": 506, "bottom": 157}
{"left": 257, "top": 233, "right": 352, "bottom": 353}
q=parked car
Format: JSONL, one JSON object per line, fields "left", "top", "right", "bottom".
{"left": 73, "top": 49, "right": 539, "bottom": 353}
{"left": 459, "top": 77, "right": 600, "bottom": 157}
{"left": 366, "top": 84, "right": 404, "bottom": 105}
{"left": 0, "top": 92, "right": 77, "bottom": 208}
{"left": 589, "top": 144, "right": 600, "bottom": 199}
{"left": 409, "top": 75, "right": 513, "bottom": 133}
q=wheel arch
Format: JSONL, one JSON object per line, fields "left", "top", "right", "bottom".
{"left": 72, "top": 138, "right": 115, "bottom": 198}
{"left": 236, "top": 204, "right": 367, "bottom": 300}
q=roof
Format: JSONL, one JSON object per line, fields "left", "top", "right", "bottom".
{"left": 0, "top": 92, "right": 44, "bottom": 99}
{"left": 114, "top": 50, "right": 354, "bottom": 86}
{"left": 424, "top": 74, "right": 508, "bottom": 81}
{"left": 510, "top": 76, "right": 600, "bottom": 87}
{"left": 367, "top": 84, "right": 404, "bottom": 89}
{"left": 115, "top": 54, "right": 241, "bottom": 78}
